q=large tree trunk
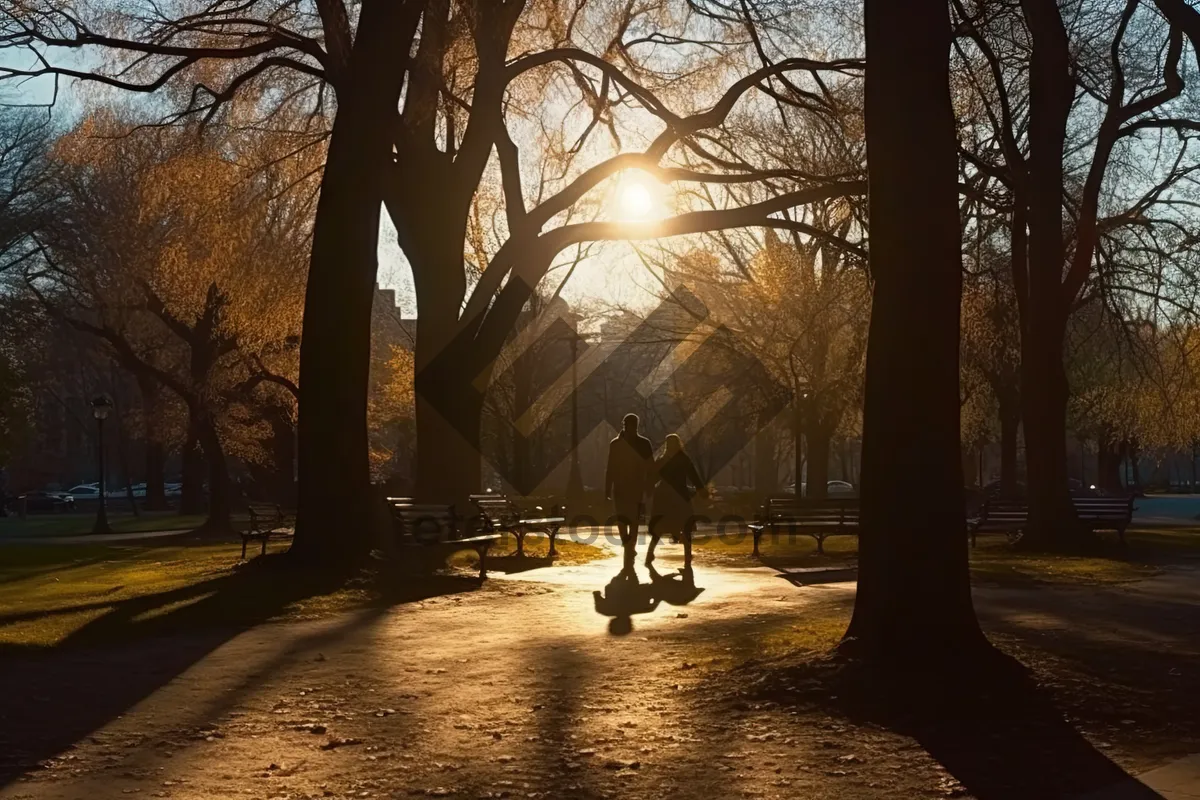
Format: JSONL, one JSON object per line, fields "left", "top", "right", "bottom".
{"left": 841, "top": 0, "right": 986, "bottom": 660}
{"left": 408, "top": 224, "right": 481, "bottom": 505}
{"left": 1019, "top": 316, "right": 1077, "bottom": 546}
{"left": 402, "top": 180, "right": 479, "bottom": 505}
{"left": 413, "top": 363, "right": 484, "bottom": 505}
{"left": 290, "top": 0, "right": 422, "bottom": 566}
{"left": 998, "top": 387, "right": 1020, "bottom": 497}
{"left": 1017, "top": 0, "right": 1079, "bottom": 549}
{"left": 401, "top": 6, "right": 526, "bottom": 507}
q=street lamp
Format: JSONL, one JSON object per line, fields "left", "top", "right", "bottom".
{"left": 91, "top": 394, "right": 113, "bottom": 535}
{"left": 794, "top": 385, "right": 811, "bottom": 498}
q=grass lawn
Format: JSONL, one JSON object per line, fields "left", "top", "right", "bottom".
{"left": 0, "top": 533, "right": 607, "bottom": 649}
{"left": 0, "top": 511, "right": 208, "bottom": 538}
{"left": 691, "top": 526, "right": 1200, "bottom": 585}
{"left": 0, "top": 541, "right": 321, "bottom": 648}
{"left": 1121, "top": 526, "right": 1200, "bottom": 555}
{"left": 487, "top": 530, "right": 606, "bottom": 565}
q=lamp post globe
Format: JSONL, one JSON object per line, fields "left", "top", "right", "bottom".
{"left": 91, "top": 394, "right": 114, "bottom": 535}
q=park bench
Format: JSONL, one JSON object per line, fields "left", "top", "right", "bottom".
{"left": 967, "top": 497, "right": 1028, "bottom": 547}
{"left": 968, "top": 494, "right": 1135, "bottom": 546}
{"left": 238, "top": 502, "right": 296, "bottom": 559}
{"left": 747, "top": 496, "right": 860, "bottom": 556}
{"left": 469, "top": 494, "right": 566, "bottom": 557}
{"left": 1073, "top": 494, "right": 1136, "bottom": 544}
{"left": 387, "top": 498, "right": 500, "bottom": 579}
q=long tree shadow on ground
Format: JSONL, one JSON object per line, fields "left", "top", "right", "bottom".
{"left": 896, "top": 667, "right": 1161, "bottom": 799}
{"left": 976, "top": 594, "right": 1200, "bottom": 770}
{"left": 0, "top": 553, "right": 488, "bottom": 789}
{"left": 749, "top": 645, "right": 1163, "bottom": 798}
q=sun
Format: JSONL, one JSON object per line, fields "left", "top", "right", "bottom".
{"left": 621, "top": 183, "right": 654, "bottom": 218}
{"left": 613, "top": 172, "right": 666, "bottom": 222}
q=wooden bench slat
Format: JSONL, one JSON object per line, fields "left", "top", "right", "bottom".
{"left": 469, "top": 494, "right": 565, "bottom": 558}
{"left": 969, "top": 494, "right": 1133, "bottom": 546}
{"left": 237, "top": 503, "right": 295, "bottom": 560}
{"left": 753, "top": 497, "right": 860, "bottom": 556}
{"left": 387, "top": 500, "right": 498, "bottom": 579}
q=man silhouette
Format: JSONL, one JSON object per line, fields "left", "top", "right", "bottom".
{"left": 605, "top": 413, "right": 653, "bottom": 567}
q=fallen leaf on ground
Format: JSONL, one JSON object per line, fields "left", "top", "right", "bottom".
{"left": 320, "top": 737, "right": 362, "bottom": 751}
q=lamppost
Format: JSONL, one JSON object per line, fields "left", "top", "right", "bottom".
{"left": 91, "top": 394, "right": 113, "bottom": 535}
{"left": 793, "top": 385, "right": 811, "bottom": 497}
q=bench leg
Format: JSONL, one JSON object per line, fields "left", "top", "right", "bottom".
{"left": 241, "top": 536, "right": 249, "bottom": 561}
{"left": 548, "top": 525, "right": 559, "bottom": 557}
{"left": 477, "top": 545, "right": 489, "bottom": 579}
{"left": 815, "top": 536, "right": 825, "bottom": 556}
{"left": 752, "top": 528, "right": 762, "bottom": 557}
{"left": 261, "top": 535, "right": 269, "bottom": 556}
{"left": 514, "top": 529, "right": 526, "bottom": 558}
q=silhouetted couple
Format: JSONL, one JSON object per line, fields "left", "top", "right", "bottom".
{"left": 604, "top": 413, "right": 707, "bottom": 569}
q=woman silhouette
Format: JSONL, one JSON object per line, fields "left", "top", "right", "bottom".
{"left": 646, "top": 434, "right": 706, "bottom": 566}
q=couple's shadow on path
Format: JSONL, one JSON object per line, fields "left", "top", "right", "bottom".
{"left": 593, "top": 563, "right": 704, "bottom": 635}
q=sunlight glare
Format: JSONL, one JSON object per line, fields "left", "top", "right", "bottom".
{"left": 613, "top": 171, "right": 667, "bottom": 223}
{"left": 621, "top": 183, "right": 654, "bottom": 219}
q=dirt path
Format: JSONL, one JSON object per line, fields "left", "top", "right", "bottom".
{"left": 1, "top": 544, "right": 1196, "bottom": 800}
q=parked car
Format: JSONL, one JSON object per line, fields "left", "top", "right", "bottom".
{"left": 785, "top": 481, "right": 857, "bottom": 496}
{"left": 67, "top": 483, "right": 146, "bottom": 499}
{"left": 15, "top": 490, "right": 76, "bottom": 513}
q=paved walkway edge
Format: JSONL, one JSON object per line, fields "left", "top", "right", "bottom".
{"left": 0, "top": 528, "right": 195, "bottom": 545}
